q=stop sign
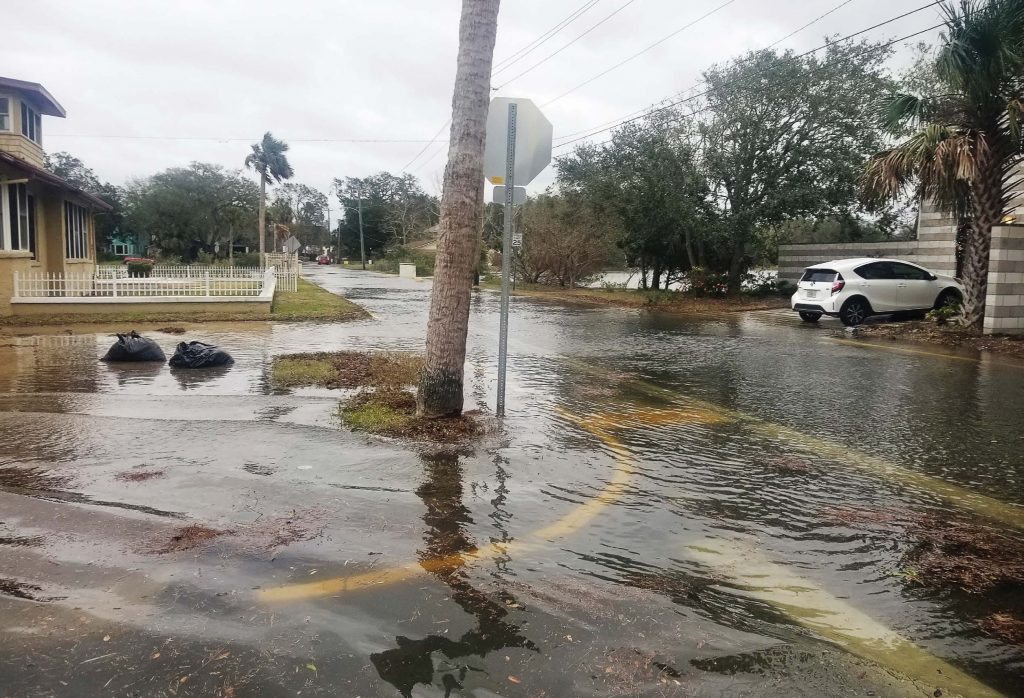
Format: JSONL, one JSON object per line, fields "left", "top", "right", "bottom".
{"left": 483, "top": 97, "right": 553, "bottom": 187}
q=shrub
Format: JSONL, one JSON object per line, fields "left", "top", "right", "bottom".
{"left": 743, "top": 270, "right": 786, "bottom": 297}
{"left": 927, "top": 302, "right": 960, "bottom": 325}
{"left": 233, "top": 253, "right": 261, "bottom": 267}
{"left": 126, "top": 261, "right": 153, "bottom": 278}
{"left": 687, "top": 267, "right": 729, "bottom": 297}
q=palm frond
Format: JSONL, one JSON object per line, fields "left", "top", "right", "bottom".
{"left": 876, "top": 93, "right": 929, "bottom": 133}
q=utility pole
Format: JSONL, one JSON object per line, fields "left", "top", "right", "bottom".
{"left": 357, "top": 188, "right": 367, "bottom": 270}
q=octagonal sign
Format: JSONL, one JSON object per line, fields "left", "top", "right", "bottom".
{"left": 483, "top": 97, "right": 552, "bottom": 187}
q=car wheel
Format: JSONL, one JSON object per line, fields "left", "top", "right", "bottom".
{"left": 798, "top": 311, "right": 822, "bottom": 323}
{"left": 935, "top": 289, "right": 961, "bottom": 309}
{"left": 839, "top": 298, "right": 870, "bottom": 326}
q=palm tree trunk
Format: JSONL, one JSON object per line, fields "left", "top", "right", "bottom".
{"left": 417, "top": 0, "right": 501, "bottom": 417}
{"left": 258, "top": 174, "right": 267, "bottom": 267}
{"left": 958, "top": 147, "right": 1006, "bottom": 333}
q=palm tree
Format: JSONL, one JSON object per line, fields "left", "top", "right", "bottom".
{"left": 416, "top": 0, "right": 501, "bottom": 417}
{"left": 244, "top": 132, "right": 294, "bottom": 265}
{"left": 862, "top": 0, "right": 1024, "bottom": 331}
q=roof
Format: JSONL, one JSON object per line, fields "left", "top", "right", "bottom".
{"left": 0, "top": 76, "right": 66, "bottom": 117}
{"left": 0, "top": 152, "right": 112, "bottom": 210}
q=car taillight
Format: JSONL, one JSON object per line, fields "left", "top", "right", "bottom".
{"left": 831, "top": 279, "right": 845, "bottom": 294}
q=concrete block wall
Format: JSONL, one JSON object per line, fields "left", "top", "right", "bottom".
{"left": 777, "top": 240, "right": 956, "bottom": 284}
{"left": 983, "top": 225, "right": 1024, "bottom": 334}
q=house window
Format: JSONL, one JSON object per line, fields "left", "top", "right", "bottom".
{"left": 21, "top": 102, "right": 41, "bottom": 145}
{"left": 0, "top": 97, "right": 9, "bottom": 131}
{"left": 64, "top": 201, "right": 90, "bottom": 260}
{"left": 3, "top": 184, "right": 36, "bottom": 257}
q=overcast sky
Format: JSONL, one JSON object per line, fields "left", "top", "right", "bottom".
{"left": 4, "top": 0, "right": 944, "bottom": 206}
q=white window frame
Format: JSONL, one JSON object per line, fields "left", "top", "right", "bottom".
{"left": 1, "top": 183, "right": 36, "bottom": 256}
{"left": 0, "top": 96, "right": 10, "bottom": 132}
{"left": 20, "top": 101, "right": 41, "bottom": 145}
{"left": 0, "top": 185, "right": 6, "bottom": 249}
{"left": 64, "top": 201, "right": 90, "bottom": 260}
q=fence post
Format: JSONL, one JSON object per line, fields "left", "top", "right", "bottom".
{"left": 204, "top": 270, "right": 211, "bottom": 297}
{"left": 112, "top": 275, "right": 118, "bottom": 297}
{"left": 12, "top": 271, "right": 18, "bottom": 299}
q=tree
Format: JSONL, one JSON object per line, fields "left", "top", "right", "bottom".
{"left": 699, "top": 42, "right": 895, "bottom": 293}
{"left": 417, "top": 0, "right": 500, "bottom": 417}
{"left": 862, "top": 0, "right": 1024, "bottom": 330}
{"left": 557, "top": 111, "right": 714, "bottom": 288}
{"left": 244, "top": 132, "right": 294, "bottom": 263}
{"left": 270, "top": 183, "right": 330, "bottom": 249}
{"left": 124, "top": 163, "right": 259, "bottom": 257}
{"left": 45, "top": 151, "right": 126, "bottom": 252}
{"left": 516, "top": 194, "right": 617, "bottom": 286}
{"left": 332, "top": 173, "right": 437, "bottom": 258}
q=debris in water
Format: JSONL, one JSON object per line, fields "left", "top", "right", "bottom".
{"left": 0, "top": 577, "right": 64, "bottom": 602}
{"left": 978, "top": 613, "right": 1024, "bottom": 645}
{"left": 154, "top": 524, "right": 230, "bottom": 554}
{"left": 115, "top": 468, "right": 166, "bottom": 483}
{"left": 902, "top": 516, "right": 1024, "bottom": 594}
{"left": 764, "top": 455, "right": 814, "bottom": 474}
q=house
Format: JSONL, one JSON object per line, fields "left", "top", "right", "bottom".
{"left": 0, "top": 76, "right": 111, "bottom": 314}
{"left": 104, "top": 230, "right": 139, "bottom": 258}
{"left": 405, "top": 223, "right": 440, "bottom": 255}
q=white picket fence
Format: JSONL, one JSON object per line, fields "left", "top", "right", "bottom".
{"left": 14, "top": 267, "right": 277, "bottom": 299}
{"left": 95, "top": 263, "right": 298, "bottom": 292}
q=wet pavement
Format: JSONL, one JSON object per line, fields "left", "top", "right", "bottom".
{"left": 1, "top": 264, "right": 1023, "bottom": 697}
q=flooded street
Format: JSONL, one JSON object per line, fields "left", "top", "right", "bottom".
{"left": 1, "top": 264, "right": 1023, "bottom": 697}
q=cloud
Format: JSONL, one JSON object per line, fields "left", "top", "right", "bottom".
{"left": 6, "top": 0, "right": 942, "bottom": 197}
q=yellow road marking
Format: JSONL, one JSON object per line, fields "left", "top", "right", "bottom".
{"left": 828, "top": 337, "right": 1024, "bottom": 368}
{"left": 258, "top": 408, "right": 637, "bottom": 602}
{"left": 829, "top": 338, "right": 980, "bottom": 363}
{"left": 564, "top": 358, "right": 1024, "bottom": 530}
{"left": 687, "top": 537, "right": 1004, "bottom": 698}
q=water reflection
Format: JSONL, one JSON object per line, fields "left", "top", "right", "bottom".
{"left": 101, "top": 361, "right": 164, "bottom": 387}
{"left": 169, "top": 365, "right": 234, "bottom": 390}
{"left": 372, "top": 451, "right": 536, "bottom": 697}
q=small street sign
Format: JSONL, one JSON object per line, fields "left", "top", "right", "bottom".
{"left": 492, "top": 185, "right": 527, "bottom": 205}
{"left": 512, "top": 231, "right": 523, "bottom": 248}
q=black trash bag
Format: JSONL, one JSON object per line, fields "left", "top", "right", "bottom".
{"left": 101, "top": 331, "right": 166, "bottom": 362}
{"left": 168, "top": 341, "right": 234, "bottom": 369}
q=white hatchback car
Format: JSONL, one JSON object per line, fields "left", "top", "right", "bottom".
{"left": 791, "top": 258, "right": 963, "bottom": 326}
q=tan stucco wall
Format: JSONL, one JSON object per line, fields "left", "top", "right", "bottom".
{"left": 0, "top": 92, "right": 45, "bottom": 168}
{"left": 10, "top": 299, "right": 271, "bottom": 317}
{"left": 0, "top": 254, "right": 41, "bottom": 315}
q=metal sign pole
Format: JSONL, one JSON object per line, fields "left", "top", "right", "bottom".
{"left": 496, "top": 103, "right": 517, "bottom": 418}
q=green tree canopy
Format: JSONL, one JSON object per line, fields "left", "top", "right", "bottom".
{"left": 124, "top": 162, "right": 259, "bottom": 256}
{"left": 332, "top": 172, "right": 437, "bottom": 258}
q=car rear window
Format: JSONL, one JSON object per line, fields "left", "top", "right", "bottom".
{"left": 801, "top": 269, "right": 837, "bottom": 282}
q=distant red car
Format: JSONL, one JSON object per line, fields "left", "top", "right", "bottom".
{"left": 316, "top": 255, "right": 331, "bottom": 265}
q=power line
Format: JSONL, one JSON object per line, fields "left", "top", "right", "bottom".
{"left": 400, "top": 1, "right": 614, "bottom": 173}
{"left": 47, "top": 134, "right": 448, "bottom": 144}
{"left": 493, "top": 0, "right": 640, "bottom": 90}
{"left": 399, "top": 120, "right": 452, "bottom": 172}
{"left": 540, "top": 0, "right": 740, "bottom": 107}
{"left": 399, "top": 1, "right": 618, "bottom": 173}
{"left": 553, "top": 3, "right": 945, "bottom": 150}
{"left": 492, "top": 0, "right": 602, "bottom": 73}
{"left": 551, "top": 0, "right": 861, "bottom": 144}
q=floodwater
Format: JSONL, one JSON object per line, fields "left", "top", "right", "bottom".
{"left": 1, "top": 265, "right": 1023, "bottom": 697}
